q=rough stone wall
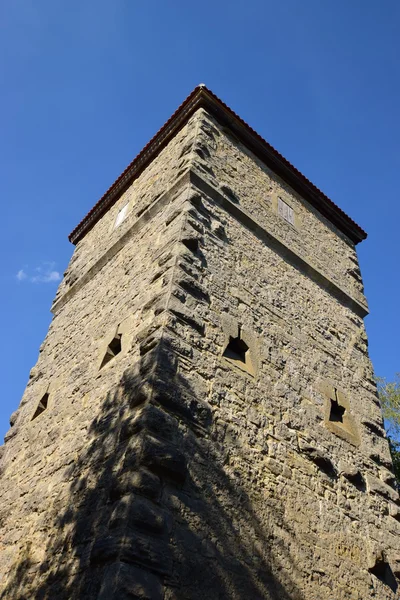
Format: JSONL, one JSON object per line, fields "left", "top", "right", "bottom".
{"left": 0, "top": 174, "right": 198, "bottom": 596}
{"left": 160, "top": 180, "right": 400, "bottom": 599}
{"left": 191, "top": 108, "right": 367, "bottom": 310}
{"left": 1, "top": 106, "right": 399, "bottom": 600}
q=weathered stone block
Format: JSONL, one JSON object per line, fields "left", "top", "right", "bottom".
{"left": 366, "top": 474, "right": 399, "bottom": 503}
{"left": 109, "top": 495, "right": 166, "bottom": 534}
{"left": 98, "top": 562, "right": 163, "bottom": 600}
{"left": 141, "top": 435, "right": 187, "bottom": 483}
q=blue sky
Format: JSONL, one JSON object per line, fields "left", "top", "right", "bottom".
{"left": 1, "top": 0, "right": 399, "bottom": 441}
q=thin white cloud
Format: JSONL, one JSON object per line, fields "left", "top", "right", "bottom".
{"left": 31, "top": 270, "right": 61, "bottom": 283}
{"left": 16, "top": 269, "right": 27, "bottom": 281}
{"left": 15, "top": 263, "right": 61, "bottom": 284}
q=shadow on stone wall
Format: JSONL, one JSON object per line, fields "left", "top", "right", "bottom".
{"left": 1, "top": 332, "right": 305, "bottom": 600}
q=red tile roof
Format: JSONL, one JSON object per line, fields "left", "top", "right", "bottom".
{"left": 69, "top": 85, "right": 366, "bottom": 245}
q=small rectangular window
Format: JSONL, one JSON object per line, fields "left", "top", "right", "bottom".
{"left": 278, "top": 198, "right": 294, "bottom": 226}
{"left": 115, "top": 204, "right": 129, "bottom": 228}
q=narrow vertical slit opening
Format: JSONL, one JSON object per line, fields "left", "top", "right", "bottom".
{"left": 369, "top": 559, "right": 398, "bottom": 592}
{"left": 329, "top": 390, "right": 346, "bottom": 423}
{"left": 100, "top": 333, "right": 122, "bottom": 369}
{"left": 223, "top": 326, "right": 254, "bottom": 375}
{"left": 223, "top": 336, "right": 248, "bottom": 365}
{"left": 32, "top": 392, "right": 49, "bottom": 420}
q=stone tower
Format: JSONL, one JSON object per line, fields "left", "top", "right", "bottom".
{"left": 1, "top": 86, "right": 399, "bottom": 600}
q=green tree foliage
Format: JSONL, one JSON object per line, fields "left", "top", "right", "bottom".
{"left": 377, "top": 374, "right": 400, "bottom": 486}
